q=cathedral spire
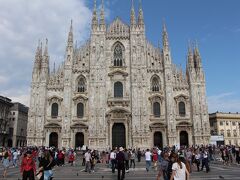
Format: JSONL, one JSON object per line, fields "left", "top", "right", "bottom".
{"left": 43, "top": 38, "right": 48, "bottom": 57}
{"left": 137, "top": 0, "right": 144, "bottom": 28}
{"left": 67, "top": 20, "right": 73, "bottom": 46}
{"left": 162, "top": 21, "right": 169, "bottom": 52}
{"left": 187, "top": 42, "right": 194, "bottom": 69}
{"left": 99, "top": 0, "right": 106, "bottom": 30}
{"left": 92, "top": 0, "right": 98, "bottom": 31}
{"left": 193, "top": 40, "right": 202, "bottom": 69}
{"left": 130, "top": 0, "right": 136, "bottom": 28}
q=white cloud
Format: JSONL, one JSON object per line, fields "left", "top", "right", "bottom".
{"left": 208, "top": 92, "right": 240, "bottom": 113}
{"left": 0, "top": 0, "right": 93, "bottom": 106}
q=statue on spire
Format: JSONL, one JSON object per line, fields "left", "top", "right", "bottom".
{"left": 100, "top": 0, "right": 106, "bottom": 30}
{"left": 162, "top": 21, "right": 169, "bottom": 52}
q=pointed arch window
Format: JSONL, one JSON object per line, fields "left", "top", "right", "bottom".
{"left": 77, "top": 76, "right": 86, "bottom": 93}
{"left": 77, "top": 103, "right": 84, "bottom": 118}
{"left": 51, "top": 103, "right": 58, "bottom": 118}
{"left": 151, "top": 76, "right": 160, "bottom": 92}
{"left": 179, "top": 102, "right": 186, "bottom": 116}
{"left": 114, "top": 43, "right": 123, "bottom": 67}
{"left": 114, "top": 82, "right": 123, "bottom": 98}
{"left": 153, "top": 102, "right": 161, "bottom": 117}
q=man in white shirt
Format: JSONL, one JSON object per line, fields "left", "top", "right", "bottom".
{"left": 12, "top": 150, "right": 18, "bottom": 167}
{"left": 110, "top": 149, "right": 117, "bottom": 173}
{"left": 145, "top": 149, "right": 152, "bottom": 172}
{"left": 84, "top": 150, "right": 91, "bottom": 173}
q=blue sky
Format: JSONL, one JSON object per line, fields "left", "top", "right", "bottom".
{"left": 0, "top": 0, "right": 239, "bottom": 113}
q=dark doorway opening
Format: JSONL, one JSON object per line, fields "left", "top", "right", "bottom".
{"left": 180, "top": 131, "right": 189, "bottom": 147}
{"left": 154, "top": 131, "right": 163, "bottom": 149}
{"left": 112, "top": 123, "right": 126, "bottom": 148}
{"left": 7, "top": 139, "right": 12, "bottom": 147}
{"left": 75, "top": 132, "right": 84, "bottom": 148}
{"left": 49, "top": 132, "right": 58, "bottom": 148}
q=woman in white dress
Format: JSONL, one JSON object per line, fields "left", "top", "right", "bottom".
{"left": 170, "top": 153, "right": 190, "bottom": 180}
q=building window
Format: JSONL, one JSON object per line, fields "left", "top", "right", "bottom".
{"left": 12, "top": 112, "right": 15, "bottom": 115}
{"left": 220, "top": 129, "right": 224, "bottom": 136}
{"left": 232, "top": 122, "right": 236, "bottom": 126}
{"left": 227, "top": 130, "right": 231, "bottom": 137}
{"left": 220, "top": 121, "right": 223, "bottom": 126}
{"left": 226, "top": 121, "right": 229, "bottom": 126}
{"left": 77, "top": 77, "right": 86, "bottom": 93}
{"left": 233, "top": 130, "right": 237, "bottom": 137}
{"left": 77, "top": 103, "right": 84, "bottom": 118}
{"left": 151, "top": 76, "right": 160, "bottom": 92}
{"left": 114, "top": 82, "right": 123, "bottom": 98}
{"left": 153, "top": 102, "right": 161, "bottom": 117}
{"left": 51, "top": 103, "right": 58, "bottom": 118}
{"left": 113, "top": 43, "right": 123, "bottom": 67}
{"left": 179, "top": 102, "right": 186, "bottom": 117}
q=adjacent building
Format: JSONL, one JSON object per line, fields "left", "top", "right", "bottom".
{"left": 8, "top": 103, "right": 29, "bottom": 147}
{"left": 209, "top": 112, "right": 240, "bottom": 145}
{"left": 0, "top": 96, "right": 13, "bottom": 146}
{"left": 27, "top": 1, "right": 210, "bottom": 149}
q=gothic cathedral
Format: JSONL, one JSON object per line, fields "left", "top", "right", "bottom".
{"left": 27, "top": 1, "right": 210, "bottom": 149}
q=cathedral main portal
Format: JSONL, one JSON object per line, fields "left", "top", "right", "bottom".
{"left": 112, "top": 123, "right": 126, "bottom": 148}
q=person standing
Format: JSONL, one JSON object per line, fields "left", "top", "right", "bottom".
{"left": 21, "top": 151, "right": 36, "bottom": 180}
{"left": 236, "top": 147, "right": 240, "bottom": 164}
{"left": 38, "top": 151, "right": 55, "bottom": 180}
{"left": 2, "top": 151, "right": 10, "bottom": 178}
{"left": 145, "top": 149, "right": 152, "bottom": 172}
{"left": 110, "top": 149, "right": 117, "bottom": 173}
{"left": 116, "top": 147, "right": 125, "bottom": 180}
{"left": 84, "top": 150, "right": 91, "bottom": 173}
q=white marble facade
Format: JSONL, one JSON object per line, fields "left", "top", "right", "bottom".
{"left": 27, "top": 1, "right": 210, "bottom": 150}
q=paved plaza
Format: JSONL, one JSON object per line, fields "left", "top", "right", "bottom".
{"left": 1, "top": 158, "right": 240, "bottom": 180}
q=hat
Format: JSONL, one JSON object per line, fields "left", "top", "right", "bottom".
{"left": 119, "top": 147, "right": 124, "bottom": 151}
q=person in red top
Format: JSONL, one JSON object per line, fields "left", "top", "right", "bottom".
{"left": 21, "top": 151, "right": 36, "bottom": 180}
{"left": 152, "top": 148, "right": 158, "bottom": 171}
{"left": 68, "top": 151, "right": 75, "bottom": 166}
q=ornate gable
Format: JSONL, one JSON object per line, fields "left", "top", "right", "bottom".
{"left": 107, "top": 18, "right": 130, "bottom": 40}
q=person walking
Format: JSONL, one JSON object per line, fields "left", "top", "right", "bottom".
{"left": 124, "top": 149, "right": 130, "bottom": 173}
{"left": 157, "top": 152, "right": 169, "bottom": 180}
{"left": 84, "top": 150, "right": 91, "bottom": 173}
{"left": 116, "top": 147, "right": 125, "bottom": 180}
{"left": 13, "top": 149, "right": 18, "bottom": 167}
{"left": 145, "top": 149, "right": 152, "bottom": 172}
{"left": 201, "top": 149, "right": 210, "bottom": 173}
{"left": 38, "top": 151, "right": 55, "bottom": 180}
{"left": 21, "top": 151, "right": 36, "bottom": 180}
{"left": 110, "top": 149, "right": 117, "bottom": 173}
{"left": 137, "top": 148, "right": 141, "bottom": 162}
{"left": 130, "top": 149, "right": 136, "bottom": 169}
{"left": 2, "top": 151, "right": 10, "bottom": 178}
{"left": 170, "top": 153, "right": 190, "bottom": 180}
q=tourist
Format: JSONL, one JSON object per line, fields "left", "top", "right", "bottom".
{"left": 145, "top": 149, "right": 152, "bottom": 172}
{"left": 116, "top": 147, "right": 125, "bottom": 180}
{"left": 130, "top": 149, "right": 136, "bottom": 169}
{"left": 2, "top": 151, "right": 10, "bottom": 178}
{"left": 21, "top": 150, "right": 36, "bottom": 180}
{"left": 124, "top": 148, "right": 130, "bottom": 173}
{"left": 13, "top": 149, "right": 18, "bottom": 167}
{"left": 38, "top": 151, "right": 55, "bottom": 180}
{"left": 157, "top": 152, "right": 170, "bottom": 180}
{"left": 68, "top": 150, "right": 75, "bottom": 166}
{"left": 137, "top": 148, "right": 142, "bottom": 162}
{"left": 110, "top": 149, "right": 117, "bottom": 173}
{"left": 201, "top": 149, "right": 210, "bottom": 173}
{"left": 90, "top": 150, "right": 96, "bottom": 172}
{"left": 84, "top": 149, "right": 91, "bottom": 173}
{"left": 235, "top": 146, "right": 240, "bottom": 164}
{"left": 170, "top": 153, "right": 189, "bottom": 180}
{"left": 193, "top": 150, "right": 201, "bottom": 172}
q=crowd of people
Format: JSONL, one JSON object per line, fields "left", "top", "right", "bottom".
{"left": 0, "top": 144, "right": 240, "bottom": 180}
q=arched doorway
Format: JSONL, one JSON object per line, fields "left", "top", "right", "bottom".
{"left": 112, "top": 123, "right": 126, "bottom": 148}
{"left": 75, "top": 132, "right": 84, "bottom": 148}
{"left": 49, "top": 132, "right": 58, "bottom": 148}
{"left": 180, "top": 131, "right": 189, "bottom": 147}
{"left": 154, "top": 131, "right": 163, "bottom": 149}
